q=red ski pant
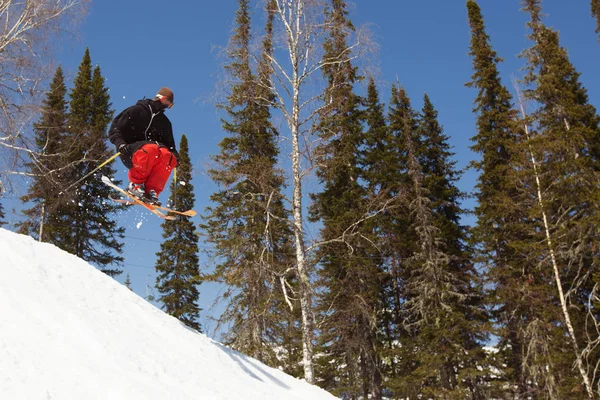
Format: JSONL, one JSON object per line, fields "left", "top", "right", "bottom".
{"left": 128, "top": 144, "right": 177, "bottom": 195}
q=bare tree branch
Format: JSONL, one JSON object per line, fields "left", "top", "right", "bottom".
{"left": 0, "top": 0, "right": 89, "bottom": 191}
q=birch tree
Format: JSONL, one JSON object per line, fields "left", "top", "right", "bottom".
{"left": 0, "top": 0, "right": 89, "bottom": 190}
{"left": 267, "top": 0, "right": 322, "bottom": 383}
{"left": 203, "top": 0, "right": 298, "bottom": 370}
{"left": 519, "top": 0, "right": 600, "bottom": 396}
{"left": 515, "top": 86, "right": 595, "bottom": 398}
{"left": 260, "top": 0, "right": 373, "bottom": 383}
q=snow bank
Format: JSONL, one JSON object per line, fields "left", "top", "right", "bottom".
{"left": 0, "top": 228, "right": 336, "bottom": 400}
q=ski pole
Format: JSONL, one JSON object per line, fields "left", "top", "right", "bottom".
{"left": 173, "top": 167, "right": 177, "bottom": 208}
{"left": 59, "top": 152, "right": 121, "bottom": 195}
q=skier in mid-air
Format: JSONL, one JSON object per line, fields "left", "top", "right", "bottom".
{"left": 108, "top": 87, "right": 179, "bottom": 206}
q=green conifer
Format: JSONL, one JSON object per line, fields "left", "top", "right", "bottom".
{"left": 398, "top": 91, "right": 488, "bottom": 398}
{"left": 155, "top": 135, "right": 201, "bottom": 332}
{"left": 364, "top": 83, "right": 417, "bottom": 397}
{"left": 466, "top": 1, "right": 534, "bottom": 396}
{"left": 124, "top": 273, "right": 133, "bottom": 291}
{"left": 0, "top": 200, "right": 6, "bottom": 227}
{"left": 519, "top": 1, "right": 600, "bottom": 395}
{"left": 54, "top": 49, "right": 124, "bottom": 275}
{"left": 360, "top": 77, "right": 401, "bottom": 395}
{"left": 418, "top": 94, "right": 463, "bottom": 241}
{"left": 361, "top": 78, "right": 391, "bottom": 190}
{"left": 310, "top": 2, "right": 383, "bottom": 398}
{"left": 592, "top": 0, "right": 600, "bottom": 38}
{"left": 19, "top": 66, "right": 69, "bottom": 241}
{"left": 201, "top": 0, "right": 296, "bottom": 367}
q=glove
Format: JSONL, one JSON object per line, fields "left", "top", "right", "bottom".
{"left": 118, "top": 143, "right": 131, "bottom": 157}
{"left": 117, "top": 143, "right": 133, "bottom": 169}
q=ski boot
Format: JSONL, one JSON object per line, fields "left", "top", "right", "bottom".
{"left": 145, "top": 189, "right": 161, "bottom": 206}
{"left": 126, "top": 182, "right": 146, "bottom": 200}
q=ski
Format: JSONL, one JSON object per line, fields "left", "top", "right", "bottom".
{"left": 101, "top": 175, "right": 176, "bottom": 220}
{"left": 108, "top": 195, "right": 197, "bottom": 217}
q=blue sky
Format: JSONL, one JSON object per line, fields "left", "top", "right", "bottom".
{"left": 5, "top": 1, "right": 600, "bottom": 338}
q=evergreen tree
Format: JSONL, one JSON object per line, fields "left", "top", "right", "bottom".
{"left": 361, "top": 78, "right": 391, "bottom": 192}
{"left": 360, "top": 84, "right": 422, "bottom": 397}
{"left": 519, "top": 1, "right": 600, "bottom": 395}
{"left": 466, "top": 1, "right": 534, "bottom": 396}
{"left": 55, "top": 49, "right": 125, "bottom": 276}
{"left": 19, "top": 66, "right": 69, "bottom": 241}
{"left": 124, "top": 273, "right": 132, "bottom": 291}
{"left": 418, "top": 94, "right": 464, "bottom": 248}
{"left": 593, "top": 0, "right": 600, "bottom": 38}
{"left": 201, "top": 0, "right": 296, "bottom": 368}
{"left": 374, "top": 88, "right": 409, "bottom": 395}
{"left": 417, "top": 95, "right": 486, "bottom": 333}
{"left": 398, "top": 91, "right": 488, "bottom": 398}
{"left": 155, "top": 135, "right": 201, "bottom": 332}
{"left": 360, "top": 77, "right": 401, "bottom": 395}
{"left": 0, "top": 200, "right": 6, "bottom": 227}
{"left": 364, "top": 83, "right": 416, "bottom": 397}
{"left": 91, "top": 65, "right": 113, "bottom": 146}
{"left": 310, "top": 1, "right": 382, "bottom": 398}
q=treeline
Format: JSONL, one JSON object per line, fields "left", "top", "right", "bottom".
{"left": 200, "top": 0, "right": 600, "bottom": 399}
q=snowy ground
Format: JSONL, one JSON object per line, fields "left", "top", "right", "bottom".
{"left": 0, "top": 228, "right": 336, "bottom": 400}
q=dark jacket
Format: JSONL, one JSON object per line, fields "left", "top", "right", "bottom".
{"left": 108, "top": 99, "right": 178, "bottom": 168}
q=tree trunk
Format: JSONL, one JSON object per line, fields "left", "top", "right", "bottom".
{"left": 271, "top": 0, "right": 318, "bottom": 383}
{"left": 38, "top": 202, "right": 45, "bottom": 242}
{"left": 517, "top": 96, "right": 593, "bottom": 398}
{"left": 290, "top": 67, "right": 315, "bottom": 384}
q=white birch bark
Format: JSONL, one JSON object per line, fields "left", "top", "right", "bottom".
{"left": 259, "top": 0, "right": 368, "bottom": 383}
{"left": 38, "top": 202, "right": 45, "bottom": 242}
{"left": 0, "top": 0, "right": 89, "bottom": 190}
{"left": 516, "top": 88, "right": 594, "bottom": 398}
{"left": 269, "top": 0, "right": 323, "bottom": 383}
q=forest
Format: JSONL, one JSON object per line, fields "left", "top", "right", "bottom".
{"left": 1, "top": 0, "right": 600, "bottom": 398}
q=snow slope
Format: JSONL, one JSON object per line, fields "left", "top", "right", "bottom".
{"left": 0, "top": 228, "right": 336, "bottom": 400}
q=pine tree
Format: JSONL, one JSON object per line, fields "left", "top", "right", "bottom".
{"left": 465, "top": 1, "right": 534, "bottom": 396}
{"left": 155, "top": 135, "right": 201, "bottom": 332}
{"left": 418, "top": 94, "right": 464, "bottom": 246}
{"left": 124, "top": 273, "right": 132, "bottom": 291}
{"left": 403, "top": 92, "right": 459, "bottom": 395}
{"left": 361, "top": 77, "right": 401, "bottom": 395}
{"left": 0, "top": 200, "right": 6, "bottom": 227}
{"left": 19, "top": 66, "right": 69, "bottom": 241}
{"left": 592, "top": 0, "right": 600, "bottom": 39}
{"left": 398, "top": 91, "right": 488, "bottom": 398}
{"left": 91, "top": 66, "right": 113, "bottom": 145}
{"left": 201, "top": 0, "right": 296, "bottom": 368}
{"left": 55, "top": 49, "right": 125, "bottom": 276}
{"left": 310, "top": 1, "right": 382, "bottom": 398}
{"left": 519, "top": 1, "right": 600, "bottom": 395}
{"left": 361, "top": 78, "right": 391, "bottom": 192}
{"left": 361, "top": 84, "right": 419, "bottom": 397}
{"left": 417, "top": 95, "right": 486, "bottom": 327}
{"left": 362, "top": 83, "right": 418, "bottom": 397}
